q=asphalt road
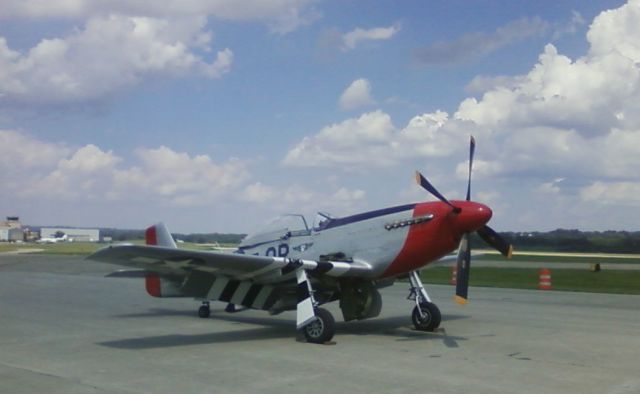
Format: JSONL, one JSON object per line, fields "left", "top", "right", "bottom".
{"left": 1, "top": 254, "right": 639, "bottom": 394}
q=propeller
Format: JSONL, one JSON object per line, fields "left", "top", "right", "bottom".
{"left": 454, "top": 234, "right": 471, "bottom": 305}
{"left": 414, "top": 171, "right": 459, "bottom": 212}
{"left": 466, "top": 136, "right": 475, "bottom": 201}
{"left": 415, "top": 135, "right": 512, "bottom": 304}
{"left": 477, "top": 225, "right": 513, "bottom": 258}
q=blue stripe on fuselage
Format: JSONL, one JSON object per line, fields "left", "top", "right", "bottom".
{"left": 320, "top": 203, "right": 416, "bottom": 231}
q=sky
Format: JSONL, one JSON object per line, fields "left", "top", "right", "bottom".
{"left": 1, "top": 0, "right": 639, "bottom": 233}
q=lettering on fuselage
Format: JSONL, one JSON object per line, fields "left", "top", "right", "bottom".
{"left": 265, "top": 243, "right": 290, "bottom": 257}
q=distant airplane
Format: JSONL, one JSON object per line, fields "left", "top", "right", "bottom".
{"left": 37, "top": 233, "right": 68, "bottom": 244}
{"left": 89, "top": 136, "right": 512, "bottom": 344}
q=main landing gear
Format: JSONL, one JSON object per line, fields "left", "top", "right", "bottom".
{"left": 296, "top": 268, "right": 336, "bottom": 344}
{"left": 408, "top": 270, "right": 441, "bottom": 332}
{"left": 302, "top": 308, "right": 335, "bottom": 344}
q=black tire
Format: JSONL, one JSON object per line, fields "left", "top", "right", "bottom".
{"left": 411, "top": 302, "right": 441, "bottom": 331}
{"left": 303, "top": 308, "right": 335, "bottom": 344}
{"left": 198, "top": 304, "right": 210, "bottom": 318}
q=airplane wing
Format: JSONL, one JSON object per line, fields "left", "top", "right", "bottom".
{"left": 88, "top": 244, "right": 372, "bottom": 283}
{"left": 89, "top": 243, "right": 373, "bottom": 319}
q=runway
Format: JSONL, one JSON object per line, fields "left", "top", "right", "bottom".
{"left": 1, "top": 254, "right": 639, "bottom": 394}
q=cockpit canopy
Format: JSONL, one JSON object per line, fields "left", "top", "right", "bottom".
{"left": 240, "top": 214, "right": 311, "bottom": 247}
{"left": 239, "top": 212, "right": 335, "bottom": 247}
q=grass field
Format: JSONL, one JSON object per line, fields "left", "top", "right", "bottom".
{"left": 421, "top": 267, "right": 640, "bottom": 295}
{"left": 0, "top": 240, "right": 236, "bottom": 255}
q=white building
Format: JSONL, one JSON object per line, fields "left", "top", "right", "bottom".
{"left": 0, "top": 227, "right": 22, "bottom": 242}
{"left": 40, "top": 228, "right": 100, "bottom": 242}
{"left": 0, "top": 216, "right": 23, "bottom": 241}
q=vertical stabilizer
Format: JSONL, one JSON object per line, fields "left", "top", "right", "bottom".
{"left": 145, "top": 222, "right": 177, "bottom": 248}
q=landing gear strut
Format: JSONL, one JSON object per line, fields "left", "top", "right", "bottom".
{"left": 296, "top": 267, "right": 336, "bottom": 344}
{"left": 198, "top": 301, "right": 210, "bottom": 318}
{"left": 408, "top": 270, "right": 441, "bottom": 331}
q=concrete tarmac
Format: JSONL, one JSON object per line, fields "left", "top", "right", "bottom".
{"left": 1, "top": 254, "right": 639, "bottom": 394}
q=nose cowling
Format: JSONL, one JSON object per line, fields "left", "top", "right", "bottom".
{"left": 452, "top": 201, "right": 492, "bottom": 233}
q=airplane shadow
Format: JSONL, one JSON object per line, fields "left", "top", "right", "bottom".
{"left": 99, "top": 308, "right": 470, "bottom": 349}
{"left": 112, "top": 308, "right": 203, "bottom": 319}
{"left": 100, "top": 326, "right": 293, "bottom": 349}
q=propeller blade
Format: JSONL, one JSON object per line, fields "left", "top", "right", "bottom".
{"left": 477, "top": 225, "right": 513, "bottom": 258}
{"left": 466, "top": 135, "right": 476, "bottom": 201}
{"left": 414, "top": 171, "right": 459, "bottom": 212}
{"left": 454, "top": 233, "right": 471, "bottom": 305}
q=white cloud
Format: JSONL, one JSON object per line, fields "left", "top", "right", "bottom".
{"left": 456, "top": 44, "right": 638, "bottom": 135}
{"left": 449, "top": 2, "right": 640, "bottom": 186}
{"left": 283, "top": 109, "right": 475, "bottom": 168}
{"left": 338, "top": 78, "right": 375, "bottom": 110}
{"left": 241, "top": 182, "right": 277, "bottom": 203}
{"left": 580, "top": 181, "right": 640, "bottom": 206}
{"left": 282, "top": 110, "right": 397, "bottom": 167}
{"left": 552, "top": 11, "right": 586, "bottom": 40}
{"left": 0, "top": 15, "right": 232, "bottom": 105}
{"left": 240, "top": 181, "right": 367, "bottom": 216}
{"left": 2, "top": 129, "right": 370, "bottom": 218}
{"left": 113, "top": 146, "right": 248, "bottom": 205}
{"left": 331, "top": 187, "right": 365, "bottom": 202}
{"left": 536, "top": 178, "right": 565, "bottom": 194}
{"left": 2, "top": 133, "right": 249, "bottom": 205}
{"left": 0, "top": 129, "right": 70, "bottom": 171}
{"left": 341, "top": 24, "right": 400, "bottom": 51}
{"left": 414, "top": 17, "right": 548, "bottom": 66}
{"left": 587, "top": 0, "right": 640, "bottom": 61}
{"left": 0, "top": 0, "right": 318, "bottom": 34}
{"left": 285, "top": 1, "right": 640, "bottom": 222}
{"left": 465, "top": 75, "right": 527, "bottom": 94}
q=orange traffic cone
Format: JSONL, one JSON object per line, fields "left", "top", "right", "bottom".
{"left": 451, "top": 264, "right": 457, "bottom": 285}
{"left": 538, "top": 268, "right": 552, "bottom": 290}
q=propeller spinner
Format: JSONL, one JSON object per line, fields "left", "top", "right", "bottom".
{"left": 415, "top": 136, "right": 512, "bottom": 304}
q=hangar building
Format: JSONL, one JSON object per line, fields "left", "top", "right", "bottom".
{"left": 41, "top": 228, "right": 100, "bottom": 242}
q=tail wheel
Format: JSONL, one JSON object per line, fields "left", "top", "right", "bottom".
{"left": 198, "top": 304, "right": 210, "bottom": 318}
{"left": 303, "top": 308, "right": 335, "bottom": 344}
{"left": 412, "top": 302, "right": 441, "bottom": 331}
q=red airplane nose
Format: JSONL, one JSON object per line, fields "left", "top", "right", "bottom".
{"left": 453, "top": 201, "right": 492, "bottom": 233}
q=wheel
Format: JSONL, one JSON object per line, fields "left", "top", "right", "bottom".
{"left": 411, "top": 302, "right": 441, "bottom": 331}
{"left": 198, "top": 304, "right": 210, "bottom": 318}
{"left": 303, "top": 308, "right": 335, "bottom": 344}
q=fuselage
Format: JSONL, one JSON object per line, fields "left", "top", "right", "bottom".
{"left": 237, "top": 200, "right": 492, "bottom": 278}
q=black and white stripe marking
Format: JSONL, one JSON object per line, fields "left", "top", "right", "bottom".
{"left": 295, "top": 269, "right": 316, "bottom": 329}
{"left": 205, "top": 277, "right": 277, "bottom": 310}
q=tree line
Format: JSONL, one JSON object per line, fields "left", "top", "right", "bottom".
{"left": 471, "top": 229, "right": 640, "bottom": 254}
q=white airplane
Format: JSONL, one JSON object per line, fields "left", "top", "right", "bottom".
{"left": 37, "top": 233, "right": 68, "bottom": 244}
{"left": 88, "top": 137, "right": 512, "bottom": 343}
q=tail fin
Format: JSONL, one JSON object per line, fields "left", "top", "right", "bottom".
{"left": 145, "top": 222, "right": 177, "bottom": 248}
